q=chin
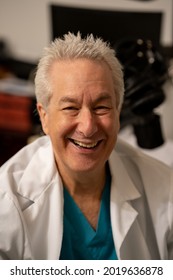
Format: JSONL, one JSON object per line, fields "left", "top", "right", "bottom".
{"left": 70, "top": 159, "right": 106, "bottom": 174}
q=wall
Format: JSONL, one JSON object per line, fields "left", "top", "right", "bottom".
{"left": 0, "top": 0, "right": 172, "bottom": 61}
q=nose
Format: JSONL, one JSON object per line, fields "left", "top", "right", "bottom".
{"left": 77, "top": 108, "right": 98, "bottom": 137}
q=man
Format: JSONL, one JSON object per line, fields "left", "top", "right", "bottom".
{"left": 0, "top": 33, "right": 173, "bottom": 260}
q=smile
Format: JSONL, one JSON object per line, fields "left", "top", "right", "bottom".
{"left": 69, "top": 139, "right": 101, "bottom": 149}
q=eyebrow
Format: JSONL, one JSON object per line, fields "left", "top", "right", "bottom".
{"left": 94, "top": 94, "right": 112, "bottom": 104}
{"left": 59, "top": 94, "right": 112, "bottom": 104}
{"left": 59, "top": 96, "right": 78, "bottom": 104}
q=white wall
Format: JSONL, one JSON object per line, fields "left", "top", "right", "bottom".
{"left": 0, "top": 0, "right": 172, "bottom": 61}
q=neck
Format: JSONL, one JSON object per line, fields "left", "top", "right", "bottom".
{"left": 61, "top": 167, "right": 106, "bottom": 198}
{"left": 59, "top": 165, "right": 107, "bottom": 230}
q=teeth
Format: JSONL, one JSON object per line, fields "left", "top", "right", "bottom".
{"left": 73, "top": 140, "right": 98, "bottom": 148}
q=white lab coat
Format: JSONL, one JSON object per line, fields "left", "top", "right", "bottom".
{"left": 0, "top": 136, "right": 173, "bottom": 260}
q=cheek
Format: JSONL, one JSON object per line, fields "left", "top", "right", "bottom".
{"left": 102, "top": 113, "right": 120, "bottom": 135}
{"left": 48, "top": 115, "right": 75, "bottom": 140}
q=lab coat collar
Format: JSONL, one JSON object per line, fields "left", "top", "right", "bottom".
{"left": 109, "top": 148, "right": 152, "bottom": 259}
{"left": 16, "top": 136, "right": 140, "bottom": 204}
{"left": 109, "top": 148, "right": 141, "bottom": 202}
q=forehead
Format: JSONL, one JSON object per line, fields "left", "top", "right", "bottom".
{"left": 49, "top": 58, "right": 114, "bottom": 94}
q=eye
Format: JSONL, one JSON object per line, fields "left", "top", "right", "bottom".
{"left": 62, "top": 107, "right": 78, "bottom": 111}
{"left": 96, "top": 106, "right": 108, "bottom": 109}
{"left": 94, "top": 106, "right": 111, "bottom": 115}
{"left": 62, "top": 106, "right": 79, "bottom": 116}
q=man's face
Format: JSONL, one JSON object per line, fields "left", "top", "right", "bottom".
{"left": 38, "top": 58, "right": 120, "bottom": 177}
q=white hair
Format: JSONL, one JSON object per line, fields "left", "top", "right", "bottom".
{"left": 35, "top": 32, "right": 124, "bottom": 110}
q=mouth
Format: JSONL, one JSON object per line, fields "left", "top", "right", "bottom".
{"left": 69, "top": 138, "right": 102, "bottom": 149}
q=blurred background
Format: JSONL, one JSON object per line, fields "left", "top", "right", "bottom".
{"left": 0, "top": 0, "right": 173, "bottom": 166}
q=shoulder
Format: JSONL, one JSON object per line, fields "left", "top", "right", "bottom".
{"left": 1, "top": 135, "right": 50, "bottom": 170}
{"left": 115, "top": 137, "right": 172, "bottom": 172}
{"left": 0, "top": 135, "right": 56, "bottom": 204}
{"left": 0, "top": 135, "right": 51, "bottom": 174}
{"left": 114, "top": 138, "right": 173, "bottom": 195}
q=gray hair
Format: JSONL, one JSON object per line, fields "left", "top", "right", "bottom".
{"left": 35, "top": 32, "right": 124, "bottom": 110}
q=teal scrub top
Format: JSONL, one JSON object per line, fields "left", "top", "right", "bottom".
{"left": 60, "top": 164, "right": 118, "bottom": 260}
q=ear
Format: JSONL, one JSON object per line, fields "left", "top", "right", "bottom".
{"left": 37, "top": 103, "right": 49, "bottom": 135}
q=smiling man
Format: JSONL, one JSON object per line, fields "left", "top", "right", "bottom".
{"left": 37, "top": 58, "right": 120, "bottom": 232}
{"left": 0, "top": 33, "right": 173, "bottom": 260}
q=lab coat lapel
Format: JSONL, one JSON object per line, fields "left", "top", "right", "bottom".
{"left": 14, "top": 138, "right": 64, "bottom": 259}
{"left": 23, "top": 173, "right": 64, "bottom": 259}
{"left": 109, "top": 149, "right": 152, "bottom": 259}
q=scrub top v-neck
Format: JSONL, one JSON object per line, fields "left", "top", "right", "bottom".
{"left": 59, "top": 164, "right": 118, "bottom": 260}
